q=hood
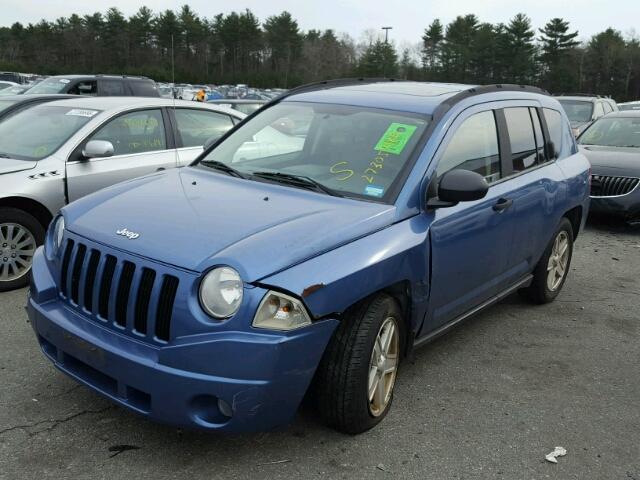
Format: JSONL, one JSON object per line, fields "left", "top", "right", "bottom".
{"left": 0, "top": 157, "right": 37, "bottom": 175}
{"left": 580, "top": 145, "right": 640, "bottom": 177}
{"left": 64, "top": 167, "right": 396, "bottom": 281}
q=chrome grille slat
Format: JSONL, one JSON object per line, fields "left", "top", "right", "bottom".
{"left": 590, "top": 175, "right": 639, "bottom": 197}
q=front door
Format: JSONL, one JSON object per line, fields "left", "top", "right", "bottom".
{"left": 66, "top": 108, "right": 176, "bottom": 201}
{"left": 424, "top": 108, "right": 518, "bottom": 332}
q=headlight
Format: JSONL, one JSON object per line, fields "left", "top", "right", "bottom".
{"left": 252, "top": 291, "right": 311, "bottom": 331}
{"left": 46, "top": 215, "right": 65, "bottom": 258}
{"left": 199, "top": 267, "right": 243, "bottom": 318}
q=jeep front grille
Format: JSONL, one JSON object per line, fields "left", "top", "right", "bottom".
{"left": 59, "top": 239, "right": 178, "bottom": 342}
{"left": 590, "top": 175, "right": 639, "bottom": 197}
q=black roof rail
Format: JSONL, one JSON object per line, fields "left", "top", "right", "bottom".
{"left": 272, "top": 77, "right": 405, "bottom": 102}
{"left": 431, "top": 84, "right": 550, "bottom": 123}
{"left": 554, "top": 93, "right": 603, "bottom": 98}
{"left": 93, "top": 74, "right": 151, "bottom": 80}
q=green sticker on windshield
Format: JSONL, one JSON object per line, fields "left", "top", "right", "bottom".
{"left": 374, "top": 123, "right": 417, "bottom": 155}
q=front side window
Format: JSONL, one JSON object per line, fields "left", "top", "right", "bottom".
{"left": 0, "top": 105, "right": 99, "bottom": 160}
{"left": 558, "top": 100, "right": 593, "bottom": 124}
{"left": 174, "top": 109, "right": 234, "bottom": 148}
{"left": 199, "top": 102, "right": 429, "bottom": 201}
{"left": 504, "top": 107, "right": 537, "bottom": 172}
{"left": 436, "top": 110, "right": 501, "bottom": 184}
{"left": 578, "top": 117, "right": 640, "bottom": 148}
{"left": 88, "top": 109, "right": 166, "bottom": 156}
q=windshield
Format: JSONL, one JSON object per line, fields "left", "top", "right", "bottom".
{"left": 198, "top": 102, "right": 429, "bottom": 201}
{"left": 0, "top": 105, "right": 99, "bottom": 160}
{"left": 558, "top": 100, "right": 593, "bottom": 123}
{"left": 24, "top": 77, "right": 70, "bottom": 94}
{"left": 0, "top": 99, "right": 19, "bottom": 114}
{"left": 578, "top": 117, "right": 640, "bottom": 148}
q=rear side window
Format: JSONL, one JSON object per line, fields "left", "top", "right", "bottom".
{"left": 436, "top": 110, "right": 501, "bottom": 184}
{"left": 100, "top": 80, "right": 125, "bottom": 96}
{"left": 529, "top": 108, "right": 547, "bottom": 163}
{"left": 174, "top": 109, "right": 234, "bottom": 148}
{"left": 89, "top": 109, "right": 166, "bottom": 155}
{"left": 129, "top": 81, "right": 159, "bottom": 97}
{"left": 543, "top": 108, "right": 563, "bottom": 155}
{"left": 68, "top": 80, "right": 97, "bottom": 96}
{"left": 504, "top": 107, "right": 537, "bottom": 172}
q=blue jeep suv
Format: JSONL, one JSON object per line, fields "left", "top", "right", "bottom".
{"left": 27, "top": 80, "right": 590, "bottom": 434}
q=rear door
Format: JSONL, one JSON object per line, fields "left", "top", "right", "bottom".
{"left": 171, "top": 108, "right": 236, "bottom": 165}
{"left": 425, "top": 105, "right": 518, "bottom": 330}
{"left": 66, "top": 108, "right": 175, "bottom": 201}
{"left": 501, "top": 105, "right": 565, "bottom": 278}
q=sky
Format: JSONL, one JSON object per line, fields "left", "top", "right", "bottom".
{"left": 2, "top": 0, "right": 638, "bottom": 47}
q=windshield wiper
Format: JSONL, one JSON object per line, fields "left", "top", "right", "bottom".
{"left": 251, "top": 171, "right": 343, "bottom": 197}
{"left": 0, "top": 152, "right": 11, "bottom": 158}
{"left": 199, "top": 160, "right": 248, "bottom": 179}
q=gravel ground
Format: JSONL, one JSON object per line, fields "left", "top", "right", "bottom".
{"left": 0, "top": 218, "right": 639, "bottom": 480}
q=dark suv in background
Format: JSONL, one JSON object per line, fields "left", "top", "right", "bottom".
{"left": 555, "top": 94, "right": 618, "bottom": 137}
{"left": 24, "top": 75, "right": 159, "bottom": 97}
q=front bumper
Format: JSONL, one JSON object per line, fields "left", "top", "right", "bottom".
{"left": 589, "top": 193, "right": 640, "bottom": 220}
{"left": 28, "top": 248, "right": 338, "bottom": 432}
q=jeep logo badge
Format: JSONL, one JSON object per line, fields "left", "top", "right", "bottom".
{"left": 116, "top": 228, "right": 140, "bottom": 240}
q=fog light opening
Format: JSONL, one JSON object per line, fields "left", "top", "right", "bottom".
{"left": 190, "top": 394, "right": 233, "bottom": 425}
{"left": 218, "top": 398, "right": 233, "bottom": 418}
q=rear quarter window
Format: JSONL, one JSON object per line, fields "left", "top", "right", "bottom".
{"left": 543, "top": 108, "right": 564, "bottom": 157}
{"left": 129, "top": 81, "right": 159, "bottom": 97}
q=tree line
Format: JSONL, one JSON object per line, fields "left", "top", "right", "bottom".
{"left": 0, "top": 6, "right": 638, "bottom": 100}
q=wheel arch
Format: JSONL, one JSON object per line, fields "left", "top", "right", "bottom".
{"left": 0, "top": 197, "right": 55, "bottom": 230}
{"left": 563, "top": 205, "right": 582, "bottom": 240}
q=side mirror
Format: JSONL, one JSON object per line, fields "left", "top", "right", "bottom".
{"left": 203, "top": 134, "right": 223, "bottom": 151}
{"left": 82, "top": 140, "right": 114, "bottom": 159}
{"left": 427, "top": 170, "right": 489, "bottom": 209}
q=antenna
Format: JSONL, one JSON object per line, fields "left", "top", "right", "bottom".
{"left": 171, "top": 34, "right": 178, "bottom": 168}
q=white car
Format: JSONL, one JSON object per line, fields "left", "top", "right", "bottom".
{"left": 0, "top": 97, "right": 244, "bottom": 290}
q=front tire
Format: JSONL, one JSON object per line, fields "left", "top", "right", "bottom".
{"left": 0, "top": 207, "right": 44, "bottom": 292}
{"left": 521, "top": 218, "right": 574, "bottom": 304}
{"left": 314, "top": 294, "right": 403, "bottom": 434}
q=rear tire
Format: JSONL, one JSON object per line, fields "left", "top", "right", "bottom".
{"left": 0, "top": 207, "right": 44, "bottom": 292}
{"left": 521, "top": 218, "right": 574, "bottom": 304}
{"left": 314, "top": 293, "right": 403, "bottom": 434}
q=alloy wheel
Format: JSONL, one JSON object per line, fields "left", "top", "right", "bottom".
{"left": 368, "top": 316, "right": 399, "bottom": 417}
{"left": 0, "top": 223, "right": 37, "bottom": 282}
{"left": 546, "top": 230, "right": 570, "bottom": 291}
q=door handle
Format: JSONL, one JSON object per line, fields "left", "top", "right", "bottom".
{"left": 156, "top": 167, "right": 166, "bottom": 171}
{"left": 493, "top": 198, "right": 513, "bottom": 212}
